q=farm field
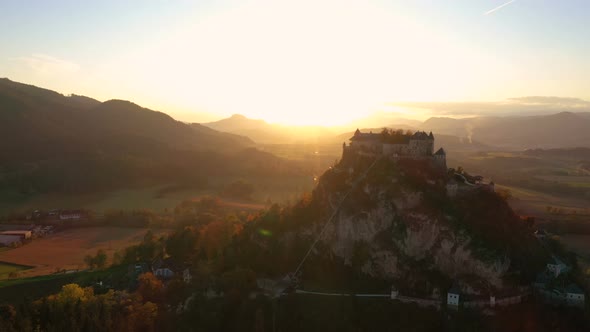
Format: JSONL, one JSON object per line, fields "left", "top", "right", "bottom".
{"left": 0, "top": 227, "right": 169, "bottom": 279}
{"left": 497, "top": 184, "right": 590, "bottom": 217}
{"left": 0, "top": 175, "right": 313, "bottom": 216}
{"left": 0, "top": 261, "right": 32, "bottom": 279}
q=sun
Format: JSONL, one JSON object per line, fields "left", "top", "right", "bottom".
{"left": 94, "top": 0, "right": 508, "bottom": 126}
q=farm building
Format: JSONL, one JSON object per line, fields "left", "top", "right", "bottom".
{"left": 547, "top": 256, "right": 569, "bottom": 277}
{"left": 154, "top": 268, "right": 174, "bottom": 279}
{"left": 566, "top": 284, "right": 585, "bottom": 307}
{"left": 447, "top": 286, "right": 460, "bottom": 308}
{"left": 1, "top": 230, "right": 32, "bottom": 240}
{"left": 0, "top": 234, "right": 22, "bottom": 247}
{"left": 59, "top": 210, "right": 84, "bottom": 220}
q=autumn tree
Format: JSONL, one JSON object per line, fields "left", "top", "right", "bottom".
{"left": 137, "top": 273, "right": 164, "bottom": 303}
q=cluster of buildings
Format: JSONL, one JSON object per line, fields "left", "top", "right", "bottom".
{"left": 31, "top": 209, "right": 87, "bottom": 222}
{"left": 342, "top": 129, "right": 447, "bottom": 170}
{"left": 445, "top": 173, "right": 495, "bottom": 198}
{"left": 129, "top": 258, "right": 193, "bottom": 284}
{"left": 0, "top": 225, "right": 54, "bottom": 247}
{"left": 0, "top": 229, "right": 32, "bottom": 247}
{"left": 533, "top": 255, "right": 585, "bottom": 308}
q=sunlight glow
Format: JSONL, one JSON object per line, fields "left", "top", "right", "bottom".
{"left": 95, "top": 0, "right": 508, "bottom": 125}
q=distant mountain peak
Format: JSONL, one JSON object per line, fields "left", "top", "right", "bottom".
{"left": 230, "top": 114, "right": 247, "bottom": 119}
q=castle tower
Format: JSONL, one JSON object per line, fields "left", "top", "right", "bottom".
{"left": 427, "top": 132, "right": 434, "bottom": 155}
{"left": 434, "top": 147, "right": 447, "bottom": 170}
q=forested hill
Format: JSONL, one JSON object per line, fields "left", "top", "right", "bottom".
{"left": 0, "top": 78, "right": 299, "bottom": 193}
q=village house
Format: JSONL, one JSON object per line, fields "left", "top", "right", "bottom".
{"left": 547, "top": 256, "right": 569, "bottom": 277}
{"left": 1, "top": 230, "right": 32, "bottom": 240}
{"left": 154, "top": 267, "right": 175, "bottom": 279}
{"left": 59, "top": 210, "right": 84, "bottom": 221}
{"left": 566, "top": 284, "right": 585, "bottom": 307}
{"left": 0, "top": 234, "right": 22, "bottom": 247}
{"left": 534, "top": 229, "right": 549, "bottom": 239}
{"left": 447, "top": 285, "right": 461, "bottom": 308}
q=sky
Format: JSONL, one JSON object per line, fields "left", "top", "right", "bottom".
{"left": 1, "top": 0, "right": 589, "bottom": 125}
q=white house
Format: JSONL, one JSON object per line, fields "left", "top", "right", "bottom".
{"left": 1, "top": 230, "right": 32, "bottom": 240}
{"left": 154, "top": 268, "right": 175, "bottom": 279}
{"left": 566, "top": 284, "right": 585, "bottom": 307}
{"left": 534, "top": 229, "right": 549, "bottom": 239}
{"left": 547, "top": 256, "right": 568, "bottom": 277}
{"left": 390, "top": 286, "right": 399, "bottom": 299}
{"left": 59, "top": 210, "right": 83, "bottom": 220}
{"left": 447, "top": 286, "right": 460, "bottom": 307}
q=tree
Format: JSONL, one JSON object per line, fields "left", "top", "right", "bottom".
{"left": 94, "top": 249, "right": 107, "bottom": 269}
{"left": 351, "top": 241, "right": 371, "bottom": 275}
{"left": 84, "top": 249, "right": 108, "bottom": 269}
{"left": 219, "top": 268, "right": 256, "bottom": 296}
{"left": 137, "top": 273, "right": 164, "bottom": 303}
{"left": 56, "top": 284, "right": 89, "bottom": 304}
{"left": 200, "top": 220, "right": 235, "bottom": 260}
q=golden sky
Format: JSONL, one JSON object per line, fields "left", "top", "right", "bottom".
{"left": 1, "top": 0, "right": 589, "bottom": 125}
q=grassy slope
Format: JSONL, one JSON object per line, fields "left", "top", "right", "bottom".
{"left": 0, "top": 174, "right": 315, "bottom": 216}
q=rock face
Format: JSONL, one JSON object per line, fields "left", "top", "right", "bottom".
{"left": 304, "top": 157, "right": 527, "bottom": 293}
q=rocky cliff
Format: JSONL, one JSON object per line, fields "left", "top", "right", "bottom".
{"left": 292, "top": 155, "right": 544, "bottom": 295}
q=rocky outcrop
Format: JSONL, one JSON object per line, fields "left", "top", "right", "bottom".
{"left": 303, "top": 157, "right": 519, "bottom": 293}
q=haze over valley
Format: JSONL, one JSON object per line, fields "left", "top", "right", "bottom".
{"left": 1, "top": 1, "right": 590, "bottom": 331}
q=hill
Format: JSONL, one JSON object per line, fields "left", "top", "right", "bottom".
{"left": 421, "top": 112, "right": 590, "bottom": 149}
{"left": 239, "top": 153, "right": 546, "bottom": 296}
{"left": 0, "top": 78, "right": 298, "bottom": 195}
{"left": 203, "top": 114, "right": 337, "bottom": 144}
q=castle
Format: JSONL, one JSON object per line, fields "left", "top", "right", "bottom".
{"left": 342, "top": 129, "right": 447, "bottom": 169}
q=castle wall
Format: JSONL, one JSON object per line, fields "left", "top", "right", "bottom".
{"left": 383, "top": 143, "right": 408, "bottom": 155}
{"left": 350, "top": 140, "right": 382, "bottom": 153}
{"left": 407, "top": 139, "right": 433, "bottom": 156}
{"left": 434, "top": 155, "right": 447, "bottom": 169}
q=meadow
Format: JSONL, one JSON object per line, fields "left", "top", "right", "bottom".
{"left": 0, "top": 174, "right": 315, "bottom": 216}
{"left": 448, "top": 151, "right": 590, "bottom": 217}
{"left": 0, "top": 227, "right": 168, "bottom": 279}
{"left": 0, "top": 261, "right": 32, "bottom": 279}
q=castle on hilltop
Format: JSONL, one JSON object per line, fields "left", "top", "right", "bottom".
{"left": 342, "top": 129, "right": 447, "bottom": 169}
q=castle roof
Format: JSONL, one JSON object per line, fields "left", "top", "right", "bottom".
{"left": 411, "top": 131, "right": 431, "bottom": 140}
{"left": 434, "top": 147, "right": 446, "bottom": 156}
{"left": 350, "top": 132, "right": 381, "bottom": 141}
{"left": 448, "top": 284, "right": 461, "bottom": 295}
{"left": 351, "top": 129, "right": 435, "bottom": 143}
{"left": 566, "top": 284, "right": 584, "bottom": 295}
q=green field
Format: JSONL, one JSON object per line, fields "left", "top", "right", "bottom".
{"left": 0, "top": 261, "right": 31, "bottom": 279}
{"left": 0, "top": 266, "right": 128, "bottom": 304}
{"left": 0, "top": 175, "right": 315, "bottom": 216}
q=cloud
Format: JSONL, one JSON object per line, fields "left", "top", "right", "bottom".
{"left": 390, "top": 97, "right": 590, "bottom": 117}
{"left": 484, "top": 0, "right": 517, "bottom": 15}
{"left": 16, "top": 54, "right": 80, "bottom": 75}
{"left": 507, "top": 96, "right": 590, "bottom": 107}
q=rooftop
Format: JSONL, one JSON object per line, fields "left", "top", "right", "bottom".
{"left": 566, "top": 284, "right": 584, "bottom": 295}
{"left": 434, "top": 147, "right": 446, "bottom": 156}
